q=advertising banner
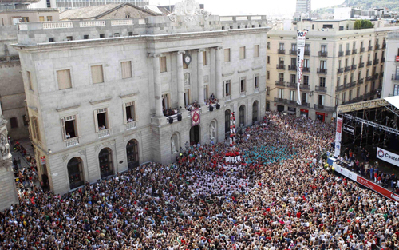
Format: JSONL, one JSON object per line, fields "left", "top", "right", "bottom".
{"left": 296, "top": 30, "right": 307, "bottom": 105}
{"left": 191, "top": 109, "right": 200, "bottom": 126}
{"left": 377, "top": 147, "right": 399, "bottom": 167}
{"left": 357, "top": 176, "right": 399, "bottom": 201}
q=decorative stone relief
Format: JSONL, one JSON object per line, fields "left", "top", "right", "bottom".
{"left": 168, "top": 0, "right": 211, "bottom": 22}
{"left": 62, "top": 154, "right": 69, "bottom": 162}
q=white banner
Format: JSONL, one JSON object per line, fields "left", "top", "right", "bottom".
{"left": 333, "top": 163, "right": 358, "bottom": 181}
{"left": 334, "top": 142, "right": 341, "bottom": 158}
{"left": 333, "top": 117, "right": 343, "bottom": 157}
{"left": 377, "top": 147, "right": 399, "bottom": 167}
{"left": 296, "top": 30, "right": 307, "bottom": 105}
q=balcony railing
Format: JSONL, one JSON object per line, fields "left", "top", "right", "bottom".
{"left": 338, "top": 68, "right": 343, "bottom": 73}
{"left": 373, "top": 59, "right": 379, "bottom": 65}
{"left": 346, "top": 50, "right": 351, "bottom": 56}
{"left": 288, "top": 65, "right": 297, "bottom": 71}
{"left": 274, "top": 97, "right": 286, "bottom": 103}
{"left": 300, "top": 84, "right": 310, "bottom": 90}
{"left": 373, "top": 73, "right": 379, "bottom": 79}
{"left": 349, "top": 81, "right": 357, "bottom": 87}
{"left": 225, "top": 95, "right": 231, "bottom": 101}
{"left": 299, "top": 102, "right": 310, "bottom": 108}
{"left": 358, "top": 62, "right": 364, "bottom": 68}
{"left": 304, "top": 50, "right": 310, "bottom": 56}
{"left": 98, "top": 129, "right": 110, "bottom": 138}
{"left": 276, "top": 64, "right": 286, "bottom": 70}
{"left": 254, "top": 88, "right": 259, "bottom": 93}
{"left": 336, "top": 85, "right": 344, "bottom": 92}
{"left": 358, "top": 78, "right": 364, "bottom": 84}
{"left": 287, "top": 82, "right": 297, "bottom": 88}
{"left": 303, "top": 67, "right": 310, "bottom": 72}
{"left": 290, "top": 49, "right": 296, "bottom": 55}
{"left": 344, "top": 66, "right": 351, "bottom": 72}
{"left": 367, "top": 61, "right": 372, "bottom": 66}
{"left": 381, "top": 58, "right": 385, "bottom": 63}
{"left": 126, "top": 121, "right": 137, "bottom": 130}
{"left": 240, "top": 91, "right": 246, "bottom": 97}
{"left": 368, "top": 46, "right": 373, "bottom": 51}
{"left": 317, "top": 68, "right": 327, "bottom": 74}
{"left": 352, "top": 49, "right": 357, "bottom": 54}
{"left": 366, "top": 76, "right": 372, "bottom": 81}
{"left": 275, "top": 80, "right": 286, "bottom": 86}
{"left": 392, "top": 74, "right": 399, "bottom": 81}
{"left": 287, "top": 100, "right": 297, "bottom": 106}
{"left": 318, "top": 51, "right": 328, "bottom": 57}
{"left": 375, "top": 44, "right": 380, "bottom": 50}
{"left": 315, "top": 86, "right": 326, "bottom": 93}
{"left": 66, "top": 137, "right": 79, "bottom": 147}
{"left": 278, "top": 49, "right": 286, "bottom": 54}
{"left": 338, "top": 51, "right": 344, "bottom": 57}
{"left": 351, "top": 64, "right": 357, "bottom": 70}
{"left": 314, "top": 104, "right": 334, "bottom": 112}
{"left": 360, "top": 47, "right": 365, "bottom": 53}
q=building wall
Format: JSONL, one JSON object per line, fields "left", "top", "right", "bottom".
{"left": 382, "top": 32, "right": 399, "bottom": 97}
{"left": 0, "top": 10, "right": 59, "bottom": 26}
{"left": 16, "top": 16, "right": 268, "bottom": 194}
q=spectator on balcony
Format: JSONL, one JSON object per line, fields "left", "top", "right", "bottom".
{"left": 66, "top": 133, "right": 71, "bottom": 139}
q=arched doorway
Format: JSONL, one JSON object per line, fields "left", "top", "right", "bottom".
{"left": 252, "top": 101, "right": 259, "bottom": 123}
{"left": 225, "top": 109, "right": 231, "bottom": 134}
{"left": 99, "top": 148, "right": 114, "bottom": 179}
{"left": 127, "top": 140, "right": 139, "bottom": 169}
{"left": 189, "top": 125, "right": 200, "bottom": 145}
{"left": 67, "top": 157, "right": 84, "bottom": 189}
{"left": 239, "top": 105, "right": 246, "bottom": 127}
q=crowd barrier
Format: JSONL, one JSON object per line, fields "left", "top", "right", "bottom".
{"left": 329, "top": 157, "right": 399, "bottom": 202}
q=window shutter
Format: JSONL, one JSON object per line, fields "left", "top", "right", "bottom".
{"left": 105, "top": 108, "right": 110, "bottom": 129}
{"left": 74, "top": 114, "right": 79, "bottom": 137}
{"left": 91, "top": 65, "right": 104, "bottom": 84}
{"left": 123, "top": 103, "right": 127, "bottom": 124}
{"left": 61, "top": 118, "right": 66, "bottom": 140}
{"left": 94, "top": 110, "right": 99, "bottom": 132}
{"left": 121, "top": 61, "right": 132, "bottom": 79}
{"left": 57, "top": 69, "right": 72, "bottom": 90}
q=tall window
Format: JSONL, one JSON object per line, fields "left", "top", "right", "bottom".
{"left": 304, "top": 59, "right": 309, "bottom": 68}
{"left": 162, "top": 94, "right": 170, "bottom": 110}
{"left": 303, "top": 75, "right": 309, "bottom": 85}
{"left": 302, "top": 93, "right": 307, "bottom": 103}
{"left": 291, "top": 58, "right": 296, "bottom": 66}
{"left": 160, "top": 57, "right": 167, "bottom": 73}
{"left": 26, "top": 71, "right": 33, "bottom": 91}
{"left": 319, "top": 77, "right": 326, "bottom": 87}
{"left": 290, "top": 74, "right": 296, "bottom": 83}
{"left": 184, "top": 89, "right": 191, "bottom": 107}
{"left": 320, "top": 61, "right": 326, "bottom": 69}
{"left": 204, "top": 85, "right": 209, "bottom": 100}
{"left": 254, "top": 45, "right": 260, "bottom": 58}
{"left": 57, "top": 69, "right": 72, "bottom": 89}
{"left": 10, "top": 117, "right": 18, "bottom": 129}
{"left": 95, "top": 108, "right": 109, "bottom": 131}
{"left": 318, "top": 95, "right": 325, "bottom": 105}
{"left": 342, "top": 92, "right": 346, "bottom": 102}
{"left": 349, "top": 89, "right": 353, "bottom": 100}
{"left": 321, "top": 45, "right": 327, "bottom": 52}
{"left": 239, "top": 46, "right": 246, "bottom": 60}
{"left": 339, "top": 44, "right": 343, "bottom": 52}
{"left": 394, "top": 85, "right": 399, "bottom": 96}
{"left": 279, "top": 57, "right": 284, "bottom": 66}
{"left": 278, "top": 89, "right": 284, "bottom": 98}
{"left": 290, "top": 90, "right": 295, "bottom": 101}
{"left": 279, "top": 73, "right": 284, "bottom": 82}
{"left": 267, "top": 42, "right": 270, "bottom": 49}
{"left": 203, "top": 51, "right": 207, "bottom": 65}
{"left": 62, "top": 115, "right": 78, "bottom": 140}
{"left": 357, "top": 87, "right": 360, "bottom": 97}
{"left": 291, "top": 43, "right": 297, "bottom": 51}
{"left": 305, "top": 44, "right": 310, "bottom": 52}
{"left": 91, "top": 65, "right": 104, "bottom": 84}
{"left": 125, "top": 102, "right": 136, "bottom": 123}
{"left": 279, "top": 43, "right": 284, "bottom": 50}
{"left": 267, "top": 56, "right": 270, "bottom": 64}
{"left": 46, "top": 16, "right": 53, "bottom": 21}
{"left": 224, "top": 80, "right": 231, "bottom": 96}
{"left": 224, "top": 49, "right": 231, "bottom": 62}
{"left": 121, "top": 61, "right": 132, "bottom": 79}
{"left": 39, "top": 16, "right": 44, "bottom": 22}
{"left": 254, "top": 74, "right": 259, "bottom": 89}
{"left": 240, "top": 77, "right": 246, "bottom": 92}
{"left": 30, "top": 117, "right": 40, "bottom": 142}
{"left": 267, "top": 71, "right": 270, "bottom": 80}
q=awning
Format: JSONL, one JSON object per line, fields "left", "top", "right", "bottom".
{"left": 384, "top": 96, "right": 399, "bottom": 110}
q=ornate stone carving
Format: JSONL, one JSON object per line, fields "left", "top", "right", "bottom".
{"left": 168, "top": 0, "right": 211, "bottom": 22}
{"left": 62, "top": 154, "right": 69, "bottom": 162}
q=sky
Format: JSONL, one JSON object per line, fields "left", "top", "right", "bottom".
{"left": 150, "top": 0, "right": 345, "bottom": 17}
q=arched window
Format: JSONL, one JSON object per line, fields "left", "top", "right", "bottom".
{"left": 99, "top": 148, "right": 113, "bottom": 179}
{"left": 67, "top": 157, "right": 84, "bottom": 189}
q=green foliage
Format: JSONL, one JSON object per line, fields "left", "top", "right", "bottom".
{"left": 316, "top": 0, "right": 399, "bottom": 14}
{"left": 354, "top": 19, "right": 374, "bottom": 29}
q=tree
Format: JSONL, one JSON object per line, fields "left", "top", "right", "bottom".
{"left": 354, "top": 19, "right": 374, "bottom": 30}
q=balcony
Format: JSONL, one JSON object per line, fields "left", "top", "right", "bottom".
{"left": 358, "top": 78, "right": 364, "bottom": 84}
{"left": 373, "top": 59, "right": 379, "bottom": 65}
{"left": 382, "top": 42, "right": 386, "bottom": 49}
{"left": 373, "top": 73, "right": 379, "bottom": 79}
{"left": 240, "top": 91, "right": 246, "bottom": 97}
{"left": 317, "top": 68, "right": 327, "bottom": 74}
{"left": 274, "top": 97, "right": 286, "bottom": 103}
{"left": 225, "top": 95, "right": 231, "bottom": 101}
{"left": 314, "top": 104, "right": 334, "bottom": 112}
{"left": 335, "top": 85, "right": 345, "bottom": 92}
{"left": 98, "top": 129, "right": 110, "bottom": 138}
{"left": 288, "top": 65, "right": 297, "bottom": 71}
{"left": 278, "top": 49, "right": 286, "bottom": 54}
{"left": 338, "top": 51, "right": 344, "bottom": 57}
{"left": 337, "top": 68, "right": 344, "bottom": 73}
{"left": 66, "top": 137, "right": 79, "bottom": 147}
{"left": 375, "top": 44, "right": 380, "bottom": 50}
{"left": 276, "top": 64, "right": 286, "bottom": 70}
{"left": 392, "top": 74, "right": 399, "bottom": 81}
{"left": 352, "top": 49, "right": 357, "bottom": 54}
{"left": 300, "top": 84, "right": 310, "bottom": 90}
{"left": 304, "top": 50, "right": 310, "bottom": 56}
{"left": 358, "top": 62, "right": 364, "bottom": 68}
{"left": 315, "top": 86, "right": 326, "bottom": 93}
{"left": 349, "top": 81, "right": 357, "bottom": 87}
{"left": 380, "top": 72, "right": 384, "bottom": 78}
{"left": 275, "top": 80, "right": 286, "bottom": 86}
{"left": 382, "top": 58, "right": 385, "bottom": 63}
{"left": 303, "top": 67, "right": 310, "bottom": 73}
{"left": 351, "top": 64, "right": 357, "bottom": 70}
{"left": 318, "top": 51, "right": 328, "bottom": 57}
{"left": 290, "top": 49, "right": 297, "bottom": 55}
{"left": 360, "top": 47, "right": 365, "bottom": 53}
{"left": 368, "top": 46, "right": 373, "bottom": 51}
{"left": 365, "top": 76, "right": 372, "bottom": 81}
{"left": 344, "top": 66, "right": 351, "bottom": 72}
{"left": 346, "top": 50, "right": 351, "bottom": 56}
{"left": 126, "top": 121, "right": 137, "bottom": 130}
{"left": 299, "top": 102, "right": 310, "bottom": 108}
{"left": 254, "top": 88, "right": 259, "bottom": 93}
{"left": 367, "top": 61, "right": 372, "bottom": 66}
{"left": 287, "top": 100, "right": 297, "bottom": 106}
{"left": 287, "top": 82, "right": 297, "bottom": 88}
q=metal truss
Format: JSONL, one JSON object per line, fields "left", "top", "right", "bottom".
{"left": 341, "top": 113, "right": 399, "bottom": 136}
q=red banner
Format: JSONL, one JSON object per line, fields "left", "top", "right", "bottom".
{"left": 357, "top": 176, "right": 399, "bottom": 201}
{"left": 191, "top": 109, "right": 200, "bottom": 126}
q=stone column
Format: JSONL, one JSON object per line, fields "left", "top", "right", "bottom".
{"left": 197, "top": 49, "right": 205, "bottom": 106}
{"left": 150, "top": 54, "right": 163, "bottom": 117}
{"left": 176, "top": 51, "right": 185, "bottom": 109}
{"left": 215, "top": 46, "right": 223, "bottom": 100}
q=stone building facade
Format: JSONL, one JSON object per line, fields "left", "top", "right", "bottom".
{"left": 14, "top": 5, "right": 269, "bottom": 194}
{"left": 381, "top": 31, "right": 399, "bottom": 98}
{"left": 267, "top": 20, "right": 396, "bottom": 121}
{"left": 0, "top": 103, "right": 18, "bottom": 211}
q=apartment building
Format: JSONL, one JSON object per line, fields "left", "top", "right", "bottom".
{"left": 381, "top": 31, "right": 399, "bottom": 97}
{"left": 267, "top": 20, "right": 394, "bottom": 122}
{"left": 14, "top": 2, "right": 269, "bottom": 194}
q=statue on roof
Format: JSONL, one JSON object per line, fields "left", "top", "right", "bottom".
{"left": 168, "top": 0, "right": 210, "bottom": 22}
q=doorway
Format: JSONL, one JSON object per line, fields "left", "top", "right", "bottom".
{"left": 190, "top": 125, "right": 200, "bottom": 145}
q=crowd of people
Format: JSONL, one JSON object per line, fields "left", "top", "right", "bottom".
{"left": 1, "top": 113, "right": 399, "bottom": 249}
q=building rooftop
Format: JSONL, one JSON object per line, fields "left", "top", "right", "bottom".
{"left": 60, "top": 3, "right": 161, "bottom": 20}
{"left": 0, "top": 8, "right": 58, "bottom": 13}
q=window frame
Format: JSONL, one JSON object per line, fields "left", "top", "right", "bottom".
{"left": 90, "top": 64, "right": 105, "bottom": 84}
{"left": 56, "top": 68, "right": 73, "bottom": 90}
{"left": 239, "top": 46, "right": 246, "bottom": 60}
{"left": 120, "top": 61, "right": 133, "bottom": 79}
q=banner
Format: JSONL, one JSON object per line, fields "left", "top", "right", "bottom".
{"left": 377, "top": 147, "right": 399, "bottom": 167}
{"left": 191, "top": 109, "right": 200, "bottom": 126}
{"left": 334, "top": 117, "right": 343, "bottom": 157}
{"left": 357, "top": 176, "right": 399, "bottom": 201}
{"left": 296, "top": 30, "right": 307, "bottom": 105}
{"left": 333, "top": 163, "right": 357, "bottom": 181}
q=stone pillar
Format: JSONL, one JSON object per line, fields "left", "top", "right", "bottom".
{"left": 215, "top": 46, "right": 223, "bottom": 101}
{"left": 150, "top": 54, "right": 163, "bottom": 117}
{"left": 176, "top": 51, "right": 185, "bottom": 109}
{"left": 197, "top": 49, "right": 205, "bottom": 106}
